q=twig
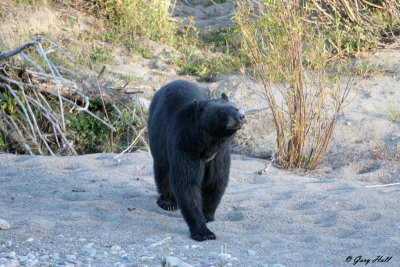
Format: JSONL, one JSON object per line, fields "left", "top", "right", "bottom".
{"left": 258, "top": 153, "right": 275, "bottom": 175}
{"left": 4, "top": 84, "right": 38, "bottom": 142}
{"left": 44, "top": 38, "right": 75, "bottom": 62}
{"left": 365, "top": 182, "right": 400, "bottom": 188}
{"left": 37, "top": 42, "right": 65, "bottom": 130}
{"left": 113, "top": 127, "right": 147, "bottom": 159}
{"left": 243, "top": 106, "right": 270, "bottom": 114}
{"left": 0, "top": 37, "right": 42, "bottom": 61}
{"left": 20, "top": 52, "right": 49, "bottom": 78}
{"left": 84, "top": 47, "right": 115, "bottom": 150}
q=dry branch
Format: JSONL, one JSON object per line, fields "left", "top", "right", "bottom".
{"left": 0, "top": 38, "right": 117, "bottom": 155}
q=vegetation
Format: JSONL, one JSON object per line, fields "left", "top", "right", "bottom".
{"left": 2, "top": 0, "right": 400, "bottom": 168}
{"left": 235, "top": 0, "right": 352, "bottom": 169}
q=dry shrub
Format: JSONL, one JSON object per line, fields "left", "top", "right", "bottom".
{"left": 309, "top": 0, "right": 400, "bottom": 54}
{"left": 235, "top": 0, "right": 352, "bottom": 169}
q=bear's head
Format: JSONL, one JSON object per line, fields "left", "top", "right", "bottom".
{"left": 198, "top": 93, "right": 245, "bottom": 138}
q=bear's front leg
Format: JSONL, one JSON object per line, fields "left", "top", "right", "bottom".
{"left": 202, "top": 152, "right": 230, "bottom": 222}
{"left": 169, "top": 160, "right": 216, "bottom": 241}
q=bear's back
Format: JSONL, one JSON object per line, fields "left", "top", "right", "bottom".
{"left": 149, "top": 80, "right": 208, "bottom": 122}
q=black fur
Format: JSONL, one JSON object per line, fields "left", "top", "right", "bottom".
{"left": 147, "top": 80, "right": 245, "bottom": 241}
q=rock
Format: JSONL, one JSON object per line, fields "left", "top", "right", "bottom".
{"left": 165, "top": 256, "right": 182, "bottom": 266}
{"left": 26, "top": 253, "right": 35, "bottom": 260}
{"left": 65, "top": 254, "right": 77, "bottom": 263}
{"left": 0, "top": 258, "right": 19, "bottom": 267}
{"left": 25, "top": 238, "right": 34, "bottom": 242}
{"left": 87, "top": 249, "right": 96, "bottom": 258}
{"left": 82, "top": 243, "right": 94, "bottom": 249}
{"left": 141, "top": 256, "right": 154, "bottom": 262}
{"left": 247, "top": 249, "right": 256, "bottom": 256}
{"left": 0, "top": 219, "right": 10, "bottom": 230}
{"left": 7, "top": 252, "right": 16, "bottom": 258}
{"left": 217, "top": 253, "right": 231, "bottom": 262}
{"left": 178, "top": 262, "right": 194, "bottom": 267}
{"left": 122, "top": 255, "right": 130, "bottom": 261}
{"left": 22, "top": 259, "right": 38, "bottom": 266}
{"left": 17, "top": 256, "right": 28, "bottom": 262}
{"left": 50, "top": 253, "right": 59, "bottom": 260}
{"left": 111, "top": 245, "right": 121, "bottom": 251}
{"left": 78, "top": 238, "right": 86, "bottom": 242}
{"left": 39, "top": 255, "right": 49, "bottom": 260}
{"left": 5, "top": 241, "right": 12, "bottom": 247}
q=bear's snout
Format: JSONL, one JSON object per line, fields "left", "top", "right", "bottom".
{"left": 226, "top": 112, "right": 245, "bottom": 130}
{"left": 237, "top": 113, "right": 245, "bottom": 123}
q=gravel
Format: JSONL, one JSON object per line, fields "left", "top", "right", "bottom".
{"left": 0, "top": 236, "right": 281, "bottom": 267}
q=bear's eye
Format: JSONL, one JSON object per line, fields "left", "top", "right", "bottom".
{"left": 218, "top": 110, "right": 227, "bottom": 117}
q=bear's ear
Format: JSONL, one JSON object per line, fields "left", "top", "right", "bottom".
{"left": 221, "top": 93, "right": 229, "bottom": 102}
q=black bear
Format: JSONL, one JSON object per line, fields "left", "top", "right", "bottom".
{"left": 147, "top": 80, "right": 245, "bottom": 241}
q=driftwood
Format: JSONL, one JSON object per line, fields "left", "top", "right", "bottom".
{"left": 0, "top": 38, "right": 115, "bottom": 155}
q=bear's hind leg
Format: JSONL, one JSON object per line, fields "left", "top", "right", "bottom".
{"left": 154, "top": 162, "right": 178, "bottom": 211}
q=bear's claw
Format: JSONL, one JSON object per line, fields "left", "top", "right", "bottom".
{"left": 190, "top": 228, "right": 217, "bottom": 241}
{"left": 157, "top": 197, "right": 179, "bottom": 212}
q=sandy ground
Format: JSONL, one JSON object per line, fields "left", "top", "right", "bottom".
{"left": 1, "top": 151, "right": 399, "bottom": 266}
{"left": 1, "top": 1, "right": 400, "bottom": 266}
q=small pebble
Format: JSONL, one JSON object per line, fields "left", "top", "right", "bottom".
{"left": 145, "top": 238, "right": 156, "bottom": 243}
{"left": 122, "top": 255, "right": 130, "bottom": 261}
{"left": 141, "top": 256, "right": 154, "bottom": 262}
{"left": 25, "top": 238, "right": 34, "bottom": 242}
{"left": 82, "top": 243, "right": 94, "bottom": 249}
{"left": 217, "top": 253, "right": 231, "bottom": 262}
{"left": 8, "top": 252, "right": 16, "bottom": 258}
{"left": 5, "top": 241, "right": 12, "bottom": 247}
{"left": 78, "top": 238, "right": 86, "bottom": 242}
{"left": 0, "top": 219, "right": 11, "bottom": 230}
{"left": 345, "top": 121, "right": 351, "bottom": 126}
{"left": 18, "top": 256, "right": 28, "bottom": 262}
{"left": 26, "top": 253, "right": 35, "bottom": 260}
{"left": 272, "top": 264, "right": 286, "bottom": 267}
{"left": 51, "top": 253, "right": 59, "bottom": 260}
{"left": 248, "top": 249, "right": 256, "bottom": 256}
{"left": 39, "top": 255, "right": 49, "bottom": 260}
{"left": 111, "top": 245, "right": 121, "bottom": 251}
{"left": 165, "top": 256, "right": 182, "bottom": 266}
{"left": 1, "top": 258, "right": 19, "bottom": 267}
{"left": 178, "top": 262, "right": 194, "bottom": 267}
{"left": 65, "top": 254, "right": 77, "bottom": 263}
{"left": 87, "top": 249, "right": 96, "bottom": 258}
